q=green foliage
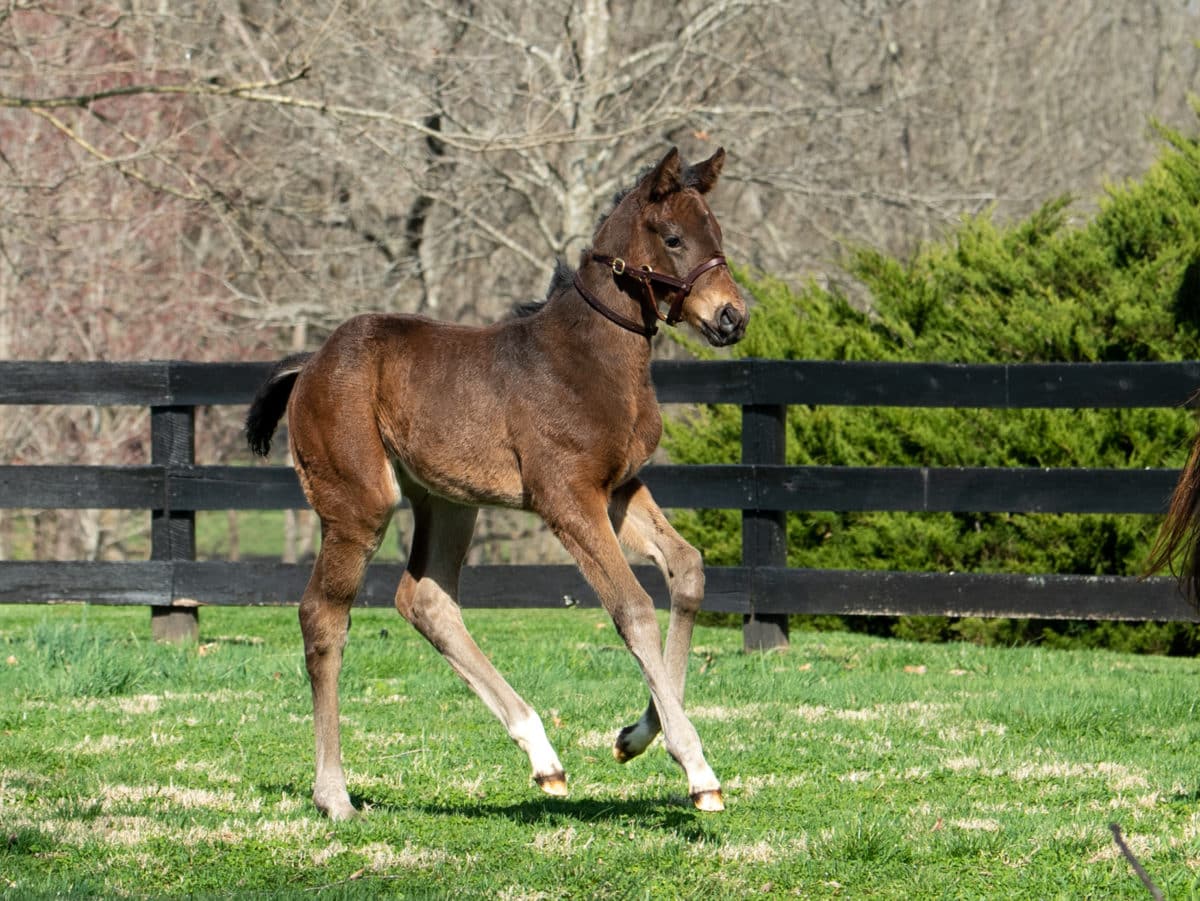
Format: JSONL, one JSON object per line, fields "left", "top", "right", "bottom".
{"left": 665, "top": 121, "right": 1200, "bottom": 650}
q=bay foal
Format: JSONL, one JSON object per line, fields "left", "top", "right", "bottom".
{"left": 245, "top": 148, "right": 747, "bottom": 819}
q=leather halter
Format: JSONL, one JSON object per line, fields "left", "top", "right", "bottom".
{"left": 572, "top": 251, "right": 728, "bottom": 338}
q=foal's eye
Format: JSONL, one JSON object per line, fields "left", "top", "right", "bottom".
{"left": 664, "top": 235, "right": 682, "bottom": 249}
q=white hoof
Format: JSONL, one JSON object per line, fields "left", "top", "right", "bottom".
{"left": 691, "top": 789, "right": 725, "bottom": 812}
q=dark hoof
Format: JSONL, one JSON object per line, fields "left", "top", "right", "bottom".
{"left": 613, "top": 724, "right": 643, "bottom": 763}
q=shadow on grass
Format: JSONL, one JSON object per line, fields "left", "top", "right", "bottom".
{"left": 360, "top": 793, "right": 721, "bottom": 841}
{"left": 3, "top": 826, "right": 60, "bottom": 857}
{"left": 1168, "top": 782, "right": 1200, "bottom": 803}
{"left": 252, "top": 780, "right": 722, "bottom": 842}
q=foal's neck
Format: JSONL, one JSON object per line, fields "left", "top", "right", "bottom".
{"left": 551, "top": 262, "right": 656, "bottom": 384}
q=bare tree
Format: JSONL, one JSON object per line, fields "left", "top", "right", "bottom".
{"left": 2, "top": 1, "right": 1199, "bottom": 561}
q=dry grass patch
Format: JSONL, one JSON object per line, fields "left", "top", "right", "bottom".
{"left": 1009, "top": 760, "right": 1148, "bottom": 791}
{"left": 714, "top": 837, "right": 809, "bottom": 864}
{"left": 41, "top": 815, "right": 161, "bottom": 848}
{"left": 116, "top": 695, "right": 163, "bottom": 715}
{"left": 838, "top": 770, "right": 877, "bottom": 784}
{"left": 496, "top": 887, "right": 554, "bottom": 901}
{"left": 575, "top": 728, "right": 614, "bottom": 750}
{"left": 1088, "top": 831, "right": 1156, "bottom": 864}
{"left": 100, "top": 783, "right": 258, "bottom": 813}
{"left": 952, "top": 818, "right": 1001, "bottom": 832}
{"left": 943, "top": 756, "right": 982, "bottom": 772}
{"left": 717, "top": 840, "right": 778, "bottom": 864}
{"left": 792, "top": 700, "right": 955, "bottom": 728}
{"left": 359, "top": 841, "right": 453, "bottom": 871}
{"left": 171, "top": 759, "right": 244, "bottom": 784}
{"left": 274, "top": 794, "right": 305, "bottom": 814}
{"left": 721, "top": 773, "right": 812, "bottom": 799}
{"left": 250, "top": 818, "right": 324, "bottom": 843}
{"left": 312, "top": 840, "right": 349, "bottom": 867}
{"left": 4, "top": 812, "right": 275, "bottom": 850}
{"left": 531, "top": 825, "right": 584, "bottom": 856}
{"left": 70, "top": 734, "right": 136, "bottom": 753}
{"left": 687, "top": 703, "right": 765, "bottom": 721}
{"left": 937, "top": 720, "right": 1007, "bottom": 741}
{"left": 793, "top": 704, "right": 829, "bottom": 722}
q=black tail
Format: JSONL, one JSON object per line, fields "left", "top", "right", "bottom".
{"left": 245, "top": 352, "right": 312, "bottom": 457}
{"left": 1145, "top": 425, "right": 1200, "bottom": 603}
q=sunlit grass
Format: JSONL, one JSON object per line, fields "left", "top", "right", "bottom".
{"left": 3, "top": 604, "right": 1200, "bottom": 897}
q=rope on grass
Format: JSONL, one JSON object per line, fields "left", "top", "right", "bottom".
{"left": 1109, "top": 822, "right": 1164, "bottom": 901}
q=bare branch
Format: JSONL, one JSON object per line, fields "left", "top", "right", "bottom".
{"left": 28, "top": 108, "right": 206, "bottom": 202}
{"left": 0, "top": 67, "right": 311, "bottom": 110}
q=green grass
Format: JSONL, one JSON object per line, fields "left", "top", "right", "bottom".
{"left": 3, "top": 604, "right": 1200, "bottom": 898}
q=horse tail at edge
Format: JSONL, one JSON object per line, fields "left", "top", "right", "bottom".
{"left": 1145, "top": 426, "right": 1200, "bottom": 603}
{"left": 246, "top": 352, "right": 312, "bottom": 457}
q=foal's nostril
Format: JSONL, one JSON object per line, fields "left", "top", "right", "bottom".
{"left": 718, "top": 304, "right": 740, "bottom": 334}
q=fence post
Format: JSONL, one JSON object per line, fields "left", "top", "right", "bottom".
{"left": 741, "top": 402, "right": 789, "bottom": 651}
{"left": 150, "top": 404, "right": 197, "bottom": 642}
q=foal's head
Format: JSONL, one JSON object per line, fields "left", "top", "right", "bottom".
{"left": 594, "top": 147, "right": 748, "bottom": 347}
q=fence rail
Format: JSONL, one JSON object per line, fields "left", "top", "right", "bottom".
{"left": 2, "top": 359, "right": 1198, "bottom": 647}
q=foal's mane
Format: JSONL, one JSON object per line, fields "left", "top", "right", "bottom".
{"left": 511, "top": 260, "right": 573, "bottom": 319}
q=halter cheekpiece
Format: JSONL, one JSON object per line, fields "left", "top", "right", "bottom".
{"left": 572, "top": 251, "right": 728, "bottom": 338}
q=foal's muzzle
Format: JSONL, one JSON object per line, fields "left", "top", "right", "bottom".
{"left": 702, "top": 303, "right": 749, "bottom": 347}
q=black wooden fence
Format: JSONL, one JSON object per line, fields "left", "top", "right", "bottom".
{"left": 2, "top": 359, "right": 1199, "bottom": 648}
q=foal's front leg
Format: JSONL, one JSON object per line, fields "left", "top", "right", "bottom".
{"left": 607, "top": 479, "right": 705, "bottom": 764}
{"left": 542, "top": 486, "right": 723, "bottom": 811}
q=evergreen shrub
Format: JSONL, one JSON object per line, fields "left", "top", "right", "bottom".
{"left": 666, "top": 122, "right": 1200, "bottom": 653}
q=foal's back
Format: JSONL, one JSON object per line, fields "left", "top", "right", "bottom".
{"left": 286, "top": 308, "right": 655, "bottom": 513}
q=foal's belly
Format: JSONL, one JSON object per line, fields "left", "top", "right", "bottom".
{"left": 393, "top": 444, "right": 526, "bottom": 509}
{"left": 384, "top": 404, "right": 527, "bottom": 509}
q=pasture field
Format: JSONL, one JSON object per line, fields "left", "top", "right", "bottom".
{"left": 2, "top": 604, "right": 1200, "bottom": 898}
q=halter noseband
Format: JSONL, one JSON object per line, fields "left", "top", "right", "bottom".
{"left": 573, "top": 252, "right": 728, "bottom": 338}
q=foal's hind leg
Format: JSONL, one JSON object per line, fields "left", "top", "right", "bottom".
{"left": 292, "top": 408, "right": 399, "bottom": 820}
{"left": 395, "top": 489, "right": 567, "bottom": 796}
{"left": 607, "top": 479, "right": 705, "bottom": 763}
{"left": 300, "top": 516, "right": 391, "bottom": 821}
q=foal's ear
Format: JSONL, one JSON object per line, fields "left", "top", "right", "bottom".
{"left": 684, "top": 147, "right": 725, "bottom": 194}
{"left": 644, "top": 147, "right": 683, "bottom": 200}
